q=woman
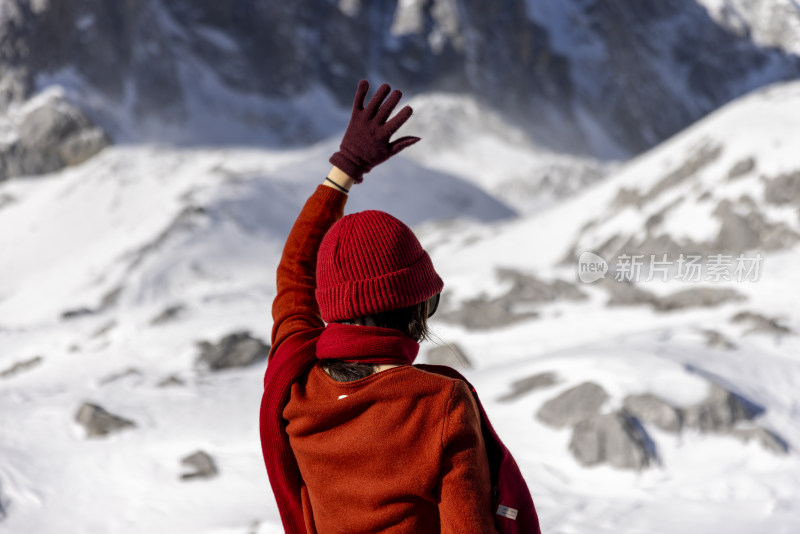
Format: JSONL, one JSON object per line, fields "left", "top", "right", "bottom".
{"left": 260, "top": 80, "right": 538, "bottom": 533}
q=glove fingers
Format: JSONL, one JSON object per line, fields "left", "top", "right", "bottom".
{"left": 374, "top": 90, "right": 403, "bottom": 124}
{"left": 364, "top": 83, "right": 391, "bottom": 118}
{"left": 389, "top": 136, "right": 421, "bottom": 155}
{"left": 383, "top": 105, "right": 414, "bottom": 136}
{"left": 352, "top": 80, "right": 369, "bottom": 111}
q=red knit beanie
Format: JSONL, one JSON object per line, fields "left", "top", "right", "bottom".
{"left": 316, "top": 210, "right": 443, "bottom": 322}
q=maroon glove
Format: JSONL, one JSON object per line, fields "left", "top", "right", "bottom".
{"left": 330, "top": 80, "right": 421, "bottom": 183}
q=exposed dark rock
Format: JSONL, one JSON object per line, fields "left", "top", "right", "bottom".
{"left": 91, "top": 320, "right": 117, "bottom": 338}
{"left": 157, "top": 375, "right": 185, "bottom": 387}
{"left": 0, "top": 355, "right": 43, "bottom": 379}
{"left": 731, "top": 311, "right": 794, "bottom": 336}
{"left": 612, "top": 187, "right": 643, "bottom": 209}
{"left": 728, "top": 426, "right": 789, "bottom": 455}
{"left": 763, "top": 171, "right": 800, "bottom": 205}
{"left": 99, "top": 286, "right": 123, "bottom": 310}
{"left": 60, "top": 286, "right": 123, "bottom": 321}
{"left": 425, "top": 343, "right": 472, "bottom": 369}
{"left": 623, "top": 393, "right": 682, "bottom": 433}
{"left": 496, "top": 268, "right": 588, "bottom": 303}
{"left": 603, "top": 280, "right": 746, "bottom": 312}
{"left": 701, "top": 329, "right": 737, "bottom": 350}
{"left": 0, "top": 193, "right": 15, "bottom": 210}
{"left": 654, "top": 287, "right": 746, "bottom": 312}
{"left": 603, "top": 279, "right": 657, "bottom": 308}
{"left": 0, "top": 95, "right": 110, "bottom": 180}
{"left": 641, "top": 142, "right": 722, "bottom": 202}
{"left": 196, "top": 331, "right": 269, "bottom": 371}
{"left": 180, "top": 450, "right": 218, "bottom": 480}
{"left": 713, "top": 199, "right": 800, "bottom": 253}
{"left": 150, "top": 304, "right": 186, "bottom": 325}
{"left": 99, "top": 367, "right": 141, "bottom": 385}
{"left": 57, "top": 128, "right": 110, "bottom": 166}
{"left": 727, "top": 157, "right": 756, "bottom": 180}
{"left": 644, "top": 197, "right": 684, "bottom": 233}
{"left": 683, "top": 384, "right": 761, "bottom": 432}
{"left": 60, "top": 307, "right": 95, "bottom": 320}
{"left": 439, "top": 269, "right": 583, "bottom": 330}
{"left": 438, "top": 297, "right": 539, "bottom": 330}
{"left": 714, "top": 204, "right": 762, "bottom": 252}
{"left": 75, "top": 402, "right": 136, "bottom": 438}
{"left": 498, "top": 372, "right": 559, "bottom": 402}
{"left": 537, "top": 382, "right": 609, "bottom": 429}
{"left": 569, "top": 411, "right": 656, "bottom": 470}
{"left": 570, "top": 181, "right": 800, "bottom": 275}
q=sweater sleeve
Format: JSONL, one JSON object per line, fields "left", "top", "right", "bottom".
{"left": 268, "top": 185, "right": 347, "bottom": 361}
{"left": 438, "top": 381, "right": 499, "bottom": 534}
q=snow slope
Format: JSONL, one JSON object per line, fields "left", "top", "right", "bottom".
{"left": 420, "top": 80, "right": 800, "bottom": 532}
{"left": 2, "top": 81, "right": 800, "bottom": 533}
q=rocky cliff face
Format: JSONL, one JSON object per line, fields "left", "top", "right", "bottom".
{"left": 697, "top": 0, "right": 800, "bottom": 55}
{"left": 0, "top": 0, "right": 798, "bottom": 156}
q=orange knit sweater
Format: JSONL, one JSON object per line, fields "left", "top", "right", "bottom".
{"left": 269, "top": 185, "right": 497, "bottom": 533}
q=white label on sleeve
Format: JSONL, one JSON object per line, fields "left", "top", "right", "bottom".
{"left": 496, "top": 504, "right": 518, "bottom": 520}
{"left": 337, "top": 394, "right": 348, "bottom": 400}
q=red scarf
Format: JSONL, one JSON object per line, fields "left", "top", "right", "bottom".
{"left": 259, "top": 324, "right": 540, "bottom": 533}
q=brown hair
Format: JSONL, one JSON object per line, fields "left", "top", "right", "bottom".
{"left": 321, "top": 301, "right": 430, "bottom": 382}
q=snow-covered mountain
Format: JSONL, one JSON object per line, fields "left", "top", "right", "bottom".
{"left": 2, "top": 71, "right": 800, "bottom": 533}
{"left": 1, "top": 0, "right": 799, "bottom": 156}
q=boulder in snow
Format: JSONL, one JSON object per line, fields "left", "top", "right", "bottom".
{"left": 700, "top": 329, "right": 737, "bottom": 350}
{"left": 75, "top": 402, "right": 136, "bottom": 438}
{"left": 0, "top": 95, "right": 110, "bottom": 180}
{"left": 439, "top": 269, "right": 584, "bottom": 330}
{"left": 763, "top": 170, "right": 800, "bottom": 205}
{"left": 157, "top": 375, "right": 185, "bottom": 387}
{"left": 569, "top": 411, "right": 656, "bottom": 470}
{"left": 731, "top": 311, "right": 793, "bottom": 336}
{"left": 498, "top": 372, "right": 558, "bottom": 402}
{"left": 196, "top": 331, "right": 269, "bottom": 371}
{"left": 425, "top": 343, "right": 472, "bottom": 369}
{"left": 537, "top": 382, "right": 609, "bottom": 428}
{"left": 683, "top": 384, "right": 761, "bottom": 433}
{"left": 438, "top": 298, "right": 539, "bottom": 330}
{"left": 180, "top": 450, "right": 218, "bottom": 480}
{"left": 150, "top": 304, "right": 186, "bottom": 325}
{"left": 0, "top": 355, "right": 43, "bottom": 379}
{"left": 654, "top": 287, "right": 746, "bottom": 312}
{"left": 623, "top": 393, "right": 682, "bottom": 434}
{"left": 495, "top": 268, "right": 587, "bottom": 304}
{"left": 728, "top": 426, "right": 789, "bottom": 455}
{"left": 603, "top": 279, "right": 657, "bottom": 308}
{"left": 727, "top": 157, "right": 756, "bottom": 180}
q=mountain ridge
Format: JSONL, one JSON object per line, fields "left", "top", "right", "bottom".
{"left": 1, "top": 0, "right": 799, "bottom": 157}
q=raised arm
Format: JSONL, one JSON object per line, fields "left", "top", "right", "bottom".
{"left": 268, "top": 171, "right": 352, "bottom": 360}
{"left": 268, "top": 80, "right": 420, "bottom": 360}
